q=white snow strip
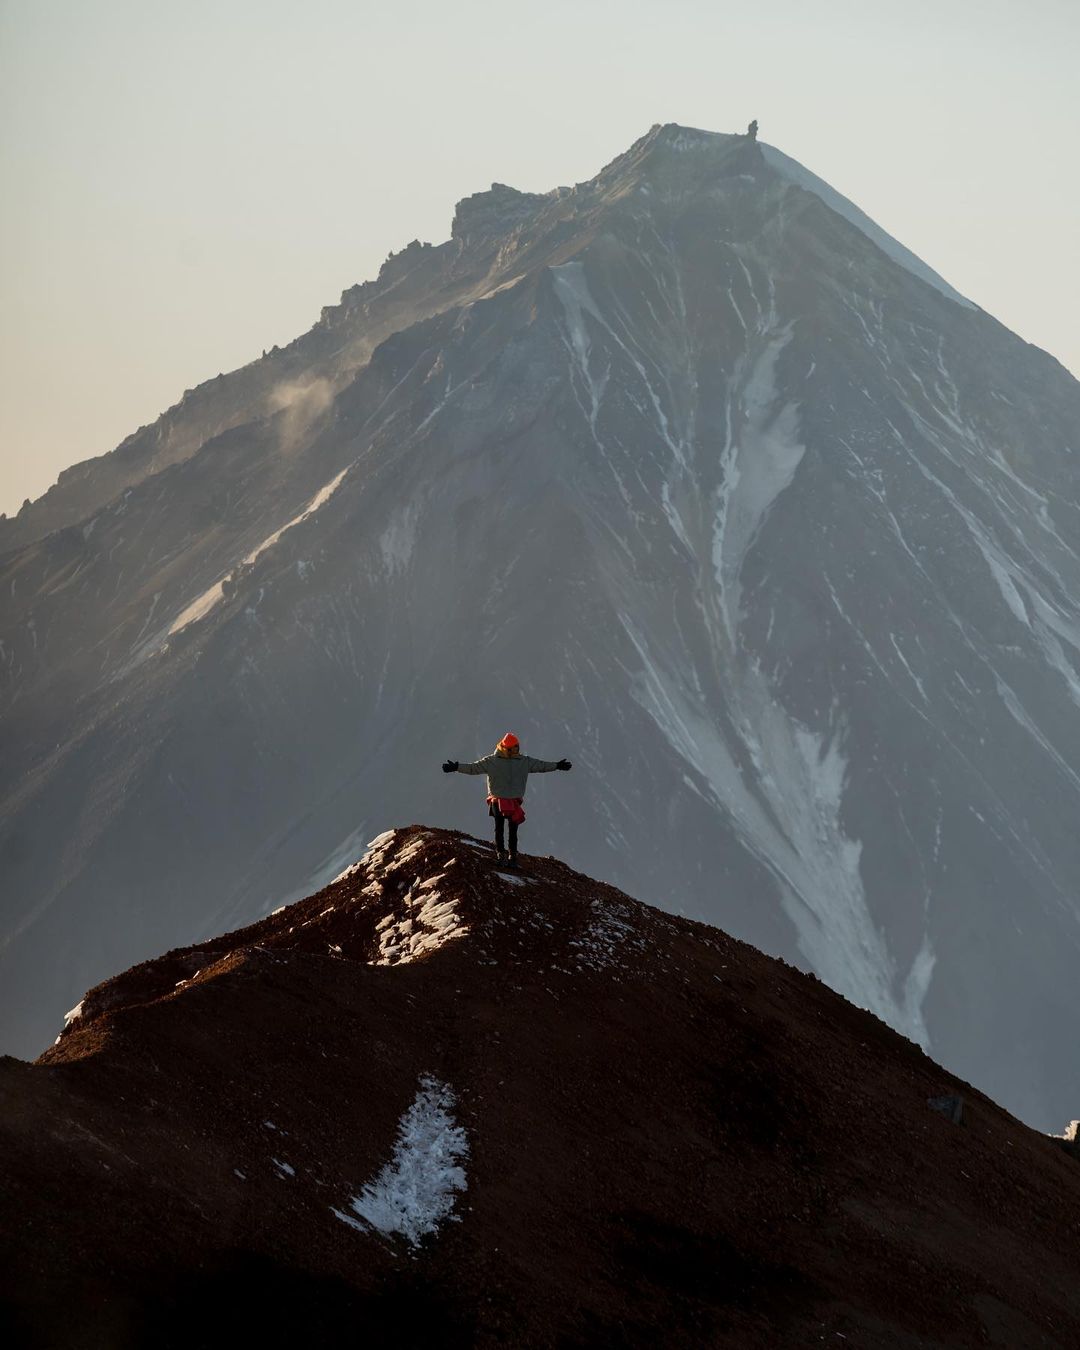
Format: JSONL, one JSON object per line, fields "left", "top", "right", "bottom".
{"left": 712, "top": 326, "right": 805, "bottom": 640}
{"left": 885, "top": 415, "right": 1080, "bottom": 710}
{"left": 620, "top": 602, "right": 934, "bottom": 1049}
{"left": 888, "top": 633, "right": 928, "bottom": 703}
{"left": 551, "top": 261, "right": 608, "bottom": 435}
{"left": 1026, "top": 589, "right": 1080, "bottom": 709}
{"left": 272, "top": 1158, "right": 295, "bottom": 1177}
{"left": 985, "top": 553, "right": 1029, "bottom": 626}
{"left": 760, "top": 144, "right": 974, "bottom": 309}
{"left": 331, "top": 1075, "right": 468, "bottom": 1247}
{"left": 379, "top": 502, "right": 420, "bottom": 575}
{"left": 996, "top": 676, "right": 1080, "bottom": 796}
{"left": 63, "top": 1001, "right": 84, "bottom": 1026}
{"left": 553, "top": 260, "right": 687, "bottom": 467}
{"left": 167, "top": 579, "right": 225, "bottom": 636}
{"left": 901, "top": 934, "right": 937, "bottom": 1035}
{"left": 168, "top": 466, "right": 350, "bottom": 636}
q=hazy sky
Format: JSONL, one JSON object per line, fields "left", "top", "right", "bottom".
{"left": 1, "top": 0, "right": 1077, "bottom": 517}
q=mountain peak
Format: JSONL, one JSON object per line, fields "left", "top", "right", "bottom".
{"left": 6, "top": 826, "right": 1080, "bottom": 1345}
{"left": 448, "top": 122, "right": 765, "bottom": 249}
{"left": 596, "top": 120, "right": 763, "bottom": 189}
{"left": 44, "top": 825, "right": 683, "bottom": 1042}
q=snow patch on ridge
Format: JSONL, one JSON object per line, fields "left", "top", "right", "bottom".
{"left": 373, "top": 877, "right": 469, "bottom": 966}
{"left": 571, "top": 898, "right": 646, "bottom": 971}
{"left": 760, "top": 143, "right": 974, "bottom": 309}
{"left": 329, "top": 829, "right": 469, "bottom": 966}
{"left": 331, "top": 1075, "right": 468, "bottom": 1247}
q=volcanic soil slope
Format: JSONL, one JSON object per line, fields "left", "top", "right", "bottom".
{"left": 2, "top": 825, "right": 1079, "bottom": 1348}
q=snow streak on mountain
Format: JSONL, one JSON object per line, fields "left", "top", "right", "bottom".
{"left": 2, "top": 124, "right": 1079, "bottom": 1130}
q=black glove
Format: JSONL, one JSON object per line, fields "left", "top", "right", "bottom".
{"left": 557, "top": 759, "right": 572, "bottom": 771}
{"left": 442, "top": 760, "right": 458, "bottom": 773}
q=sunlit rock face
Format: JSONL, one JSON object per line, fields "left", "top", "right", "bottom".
{"left": 2, "top": 123, "right": 1079, "bottom": 1130}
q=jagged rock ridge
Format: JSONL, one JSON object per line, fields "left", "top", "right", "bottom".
{"left": 2, "top": 826, "right": 1078, "bottom": 1348}
{"left": 2, "top": 124, "right": 1080, "bottom": 1133}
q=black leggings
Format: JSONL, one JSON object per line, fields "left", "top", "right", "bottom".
{"left": 492, "top": 809, "right": 519, "bottom": 856}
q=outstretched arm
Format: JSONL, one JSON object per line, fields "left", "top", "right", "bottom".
{"left": 524, "top": 756, "right": 572, "bottom": 772}
{"left": 451, "top": 757, "right": 490, "bottom": 775}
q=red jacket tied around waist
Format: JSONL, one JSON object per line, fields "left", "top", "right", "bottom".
{"left": 487, "top": 795, "right": 525, "bottom": 824}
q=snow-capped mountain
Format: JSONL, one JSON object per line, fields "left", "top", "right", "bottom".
{"left": 2, "top": 124, "right": 1079, "bottom": 1131}
{"left": 4, "top": 827, "right": 1078, "bottom": 1347}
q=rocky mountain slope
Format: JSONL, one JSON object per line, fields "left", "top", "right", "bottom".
{"left": 2, "top": 124, "right": 1080, "bottom": 1134}
{"left": 2, "top": 827, "right": 1078, "bottom": 1349}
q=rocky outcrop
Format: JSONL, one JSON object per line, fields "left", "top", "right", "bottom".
{"left": 451, "top": 183, "right": 549, "bottom": 241}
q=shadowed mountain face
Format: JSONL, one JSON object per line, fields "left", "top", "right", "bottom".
{"left": 2, "top": 124, "right": 1079, "bottom": 1131}
{"left": 3, "top": 827, "right": 1078, "bottom": 1349}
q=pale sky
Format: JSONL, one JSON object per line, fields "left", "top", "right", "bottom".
{"left": 1, "top": 0, "right": 1077, "bottom": 517}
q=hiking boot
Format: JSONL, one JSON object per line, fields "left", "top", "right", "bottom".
{"left": 496, "top": 849, "right": 508, "bottom": 863}
{"left": 506, "top": 854, "right": 519, "bottom": 870}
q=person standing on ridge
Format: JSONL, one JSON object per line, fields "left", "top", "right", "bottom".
{"left": 442, "top": 733, "right": 571, "bottom": 868}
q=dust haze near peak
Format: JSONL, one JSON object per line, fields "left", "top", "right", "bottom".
{"left": 268, "top": 375, "right": 337, "bottom": 453}
{"left": 1, "top": 124, "right": 1079, "bottom": 1135}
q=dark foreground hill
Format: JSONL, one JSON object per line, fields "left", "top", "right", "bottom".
{"left": 2, "top": 825, "right": 1078, "bottom": 1348}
